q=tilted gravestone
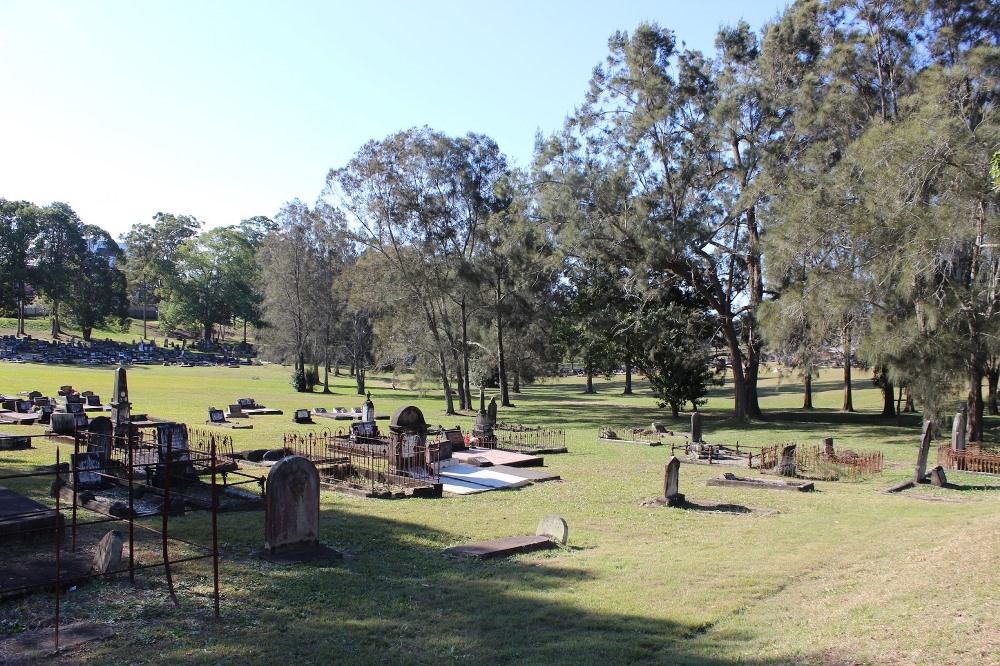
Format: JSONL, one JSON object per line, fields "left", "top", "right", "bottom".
{"left": 91, "top": 530, "right": 124, "bottom": 574}
{"left": 664, "top": 456, "right": 685, "bottom": 506}
{"left": 929, "top": 465, "right": 948, "bottom": 487}
{"left": 88, "top": 416, "right": 115, "bottom": 460}
{"left": 690, "top": 412, "right": 702, "bottom": 444}
{"left": 914, "top": 420, "right": 934, "bottom": 483}
{"left": 264, "top": 456, "right": 320, "bottom": 555}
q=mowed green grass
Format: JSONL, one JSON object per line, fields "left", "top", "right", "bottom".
{"left": 1, "top": 361, "right": 998, "bottom": 666}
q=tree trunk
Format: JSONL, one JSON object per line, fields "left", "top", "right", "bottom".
{"left": 203, "top": 320, "right": 213, "bottom": 344}
{"left": 513, "top": 357, "right": 521, "bottom": 394}
{"left": 988, "top": 367, "right": 999, "bottom": 416}
{"left": 584, "top": 363, "right": 595, "bottom": 394}
{"left": 496, "top": 285, "right": 511, "bottom": 407}
{"left": 841, "top": 327, "right": 854, "bottom": 412}
{"left": 967, "top": 364, "right": 984, "bottom": 443}
{"left": 461, "top": 298, "right": 472, "bottom": 411}
{"left": 82, "top": 327, "right": 92, "bottom": 342}
{"left": 16, "top": 296, "right": 26, "bottom": 336}
{"left": 721, "top": 320, "right": 751, "bottom": 419}
{"left": 904, "top": 388, "right": 915, "bottom": 412}
{"left": 744, "top": 205, "right": 764, "bottom": 419}
{"left": 142, "top": 301, "right": 148, "bottom": 339}
{"left": 51, "top": 301, "right": 61, "bottom": 338}
{"left": 356, "top": 368, "right": 365, "bottom": 396}
{"left": 322, "top": 356, "right": 331, "bottom": 394}
{"left": 623, "top": 359, "right": 633, "bottom": 395}
{"left": 670, "top": 401, "right": 680, "bottom": 418}
{"left": 881, "top": 379, "right": 895, "bottom": 417}
{"left": 439, "top": 349, "right": 455, "bottom": 415}
{"left": 802, "top": 374, "right": 813, "bottom": 409}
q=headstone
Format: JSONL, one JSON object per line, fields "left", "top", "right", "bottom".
{"left": 208, "top": 408, "right": 226, "bottom": 423}
{"left": 293, "top": 409, "right": 313, "bottom": 424}
{"left": 652, "top": 422, "right": 668, "bottom": 434}
{"left": 228, "top": 404, "right": 244, "bottom": 417}
{"left": 664, "top": 456, "right": 685, "bottom": 506}
{"left": 388, "top": 405, "right": 428, "bottom": 470}
{"left": 914, "top": 420, "right": 933, "bottom": 483}
{"left": 951, "top": 405, "right": 967, "bottom": 452}
{"left": 86, "top": 394, "right": 102, "bottom": 407}
{"left": 50, "top": 412, "right": 79, "bottom": 435}
{"left": 690, "top": 412, "right": 702, "bottom": 444}
{"left": 37, "top": 404, "right": 53, "bottom": 425}
{"left": 351, "top": 421, "right": 376, "bottom": 439}
{"left": 87, "top": 416, "right": 115, "bottom": 459}
{"left": 488, "top": 397, "right": 498, "bottom": 426}
{"left": 776, "top": 444, "right": 797, "bottom": 477}
{"left": 362, "top": 392, "right": 375, "bottom": 422}
{"left": 110, "top": 367, "right": 131, "bottom": 435}
{"left": 91, "top": 530, "right": 124, "bottom": 574}
{"left": 0, "top": 432, "right": 30, "bottom": 450}
{"left": 15, "top": 400, "right": 32, "bottom": 413}
{"left": 71, "top": 451, "right": 107, "bottom": 489}
{"left": 264, "top": 456, "right": 320, "bottom": 555}
{"left": 156, "top": 423, "right": 195, "bottom": 480}
{"left": 472, "top": 388, "right": 493, "bottom": 439}
{"left": 822, "top": 437, "right": 835, "bottom": 457}
{"left": 237, "top": 397, "right": 255, "bottom": 407}
{"left": 536, "top": 515, "right": 569, "bottom": 545}
{"left": 929, "top": 465, "right": 948, "bottom": 487}
{"left": 66, "top": 402, "right": 85, "bottom": 414}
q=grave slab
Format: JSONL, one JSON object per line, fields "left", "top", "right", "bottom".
{"left": 707, "top": 474, "right": 815, "bottom": 492}
{"left": 0, "top": 487, "right": 62, "bottom": 541}
{"left": 439, "top": 465, "right": 532, "bottom": 491}
{"left": 444, "top": 535, "right": 556, "bottom": 559}
{"left": 452, "top": 447, "right": 543, "bottom": 468}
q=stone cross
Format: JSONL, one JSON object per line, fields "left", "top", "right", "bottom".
{"left": 690, "top": 412, "right": 702, "bottom": 444}
{"left": 264, "top": 456, "right": 320, "bottom": 555}
{"left": 914, "top": 420, "right": 933, "bottom": 483}
{"left": 664, "top": 456, "right": 685, "bottom": 506}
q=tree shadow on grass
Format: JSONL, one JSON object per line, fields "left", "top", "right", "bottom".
{"left": 66, "top": 505, "right": 860, "bottom": 666}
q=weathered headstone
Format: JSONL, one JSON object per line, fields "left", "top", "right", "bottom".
{"left": 536, "top": 515, "right": 569, "bottom": 545}
{"left": 951, "top": 405, "right": 967, "bottom": 452}
{"left": 929, "top": 465, "right": 948, "bottom": 487}
{"left": 50, "top": 412, "right": 79, "bottom": 435}
{"left": 914, "top": 420, "right": 934, "bottom": 483}
{"left": 264, "top": 456, "right": 320, "bottom": 555}
{"left": 487, "top": 397, "right": 498, "bottom": 427}
{"left": 156, "top": 423, "right": 195, "bottom": 481}
{"left": 822, "top": 437, "right": 835, "bottom": 457}
{"left": 388, "top": 405, "right": 429, "bottom": 470}
{"left": 293, "top": 409, "right": 313, "bottom": 424}
{"left": 472, "top": 387, "right": 493, "bottom": 439}
{"left": 664, "top": 456, "right": 685, "bottom": 506}
{"left": 87, "top": 416, "right": 114, "bottom": 459}
{"left": 91, "top": 530, "right": 124, "bottom": 574}
{"left": 208, "top": 408, "right": 226, "bottom": 423}
{"left": 690, "top": 412, "right": 702, "bottom": 444}
{"left": 776, "top": 444, "right": 797, "bottom": 477}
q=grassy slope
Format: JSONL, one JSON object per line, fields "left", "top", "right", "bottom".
{"left": 0, "top": 362, "right": 997, "bottom": 666}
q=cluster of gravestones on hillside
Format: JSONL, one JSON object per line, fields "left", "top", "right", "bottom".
{"left": 0, "top": 335, "right": 255, "bottom": 367}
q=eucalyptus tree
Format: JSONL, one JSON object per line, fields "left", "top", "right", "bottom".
{"left": 158, "top": 226, "right": 257, "bottom": 344}
{"left": 64, "top": 225, "right": 129, "bottom": 341}
{"left": 121, "top": 212, "right": 202, "bottom": 338}
{"left": 0, "top": 199, "right": 39, "bottom": 335}
{"left": 543, "top": 22, "right": 783, "bottom": 418}
{"left": 31, "top": 202, "right": 87, "bottom": 337}
{"left": 327, "top": 127, "right": 511, "bottom": 414}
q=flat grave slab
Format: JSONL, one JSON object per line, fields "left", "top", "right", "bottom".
{"left": 242, "top": 407, "right": 284, "bottom": 416}
{"left": 452, "top": 447, "right": 543, "bottom": 468}
{"left": 439, "top": 464, "right": 533, "bottom": 493}
{"left": 444, "top": 535, "right": 555, "bottom": 559}
{"left": 487, "top": 464, "right": 560, "bottom": 482}
{"left": 0, "top": 487, "right": 61, "bottom": 541}
{"left": 0, "top": 412, "right": 38, "bottom": 425}
{"left": 707, "top": 474, "right": 815, "bottom": 492}
{"left": 0, "top": 432, "right": 32, "bottom": 450}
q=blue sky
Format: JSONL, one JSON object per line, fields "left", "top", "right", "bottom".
{"left": 0, "top": 1, "right": 788, "bottom": 239}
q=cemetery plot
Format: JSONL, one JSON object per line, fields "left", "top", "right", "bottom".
{"left": 597, "top": 426, "right": 666, "bottom": 446}
{"left": 937, "top": 443, "right": 1000, "bottom": 475}
{"left": 486, "top": 423, "right": 567, "bottom": 454}
{"left": 760, "top": 442, "right": 884, "bottom": 480}
{"left": 234, "top": 397, "right": 283, "bottom": 416}
{"left": 444, "top": 515, "right": 569, "bottom": 559}
{"left": 707, "top": 472, "right": 815, "bottom": 492}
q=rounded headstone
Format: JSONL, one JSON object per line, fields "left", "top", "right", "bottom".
{"left": 51, "top": 412, "right": 78, "bottom": 435}
{"left": 536, "top": 515, "right": 569, "bottom": 545}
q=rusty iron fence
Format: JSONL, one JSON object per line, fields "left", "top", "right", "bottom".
{"left": 282, "top": 430, "right": 441, "bottom": 497}
{"left": 937, "top": 445, "right": 1000, "bottom": 474}
{"left": 491, "top": 423, "right": 566, "bottom": 453}
{"left": 799, "top": 445, "right": 882, "bottom": 480}
{"left": 0, "top": 426, "right": 226, "bottom": 651}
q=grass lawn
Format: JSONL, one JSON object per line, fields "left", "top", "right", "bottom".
{"left": 0, "top": 360, "right": 997, "bottom": 665}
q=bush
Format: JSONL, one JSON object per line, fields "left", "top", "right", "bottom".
{"left": 290, "top": 368, "right": 307, "bottom": 392}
